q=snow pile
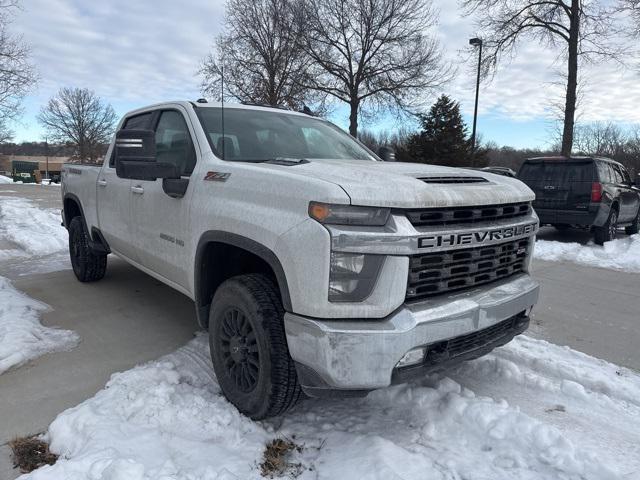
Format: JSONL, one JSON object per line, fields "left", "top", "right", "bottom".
{"left": 0, "top": 197, "right": 67, "bottom": 260}
{"left": 534, "top": 234, "right": 640, "bottom": 272}
{"left": 0, "top": 174, "right": 12, "bottom": 184}
{"left": 0, "top": 276, "right": 79, "bottom": 375}
{"left": 23, "top": 335, "right": 640, "bottom": 479}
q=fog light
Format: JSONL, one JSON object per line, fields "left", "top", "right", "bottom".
{"left": 396, "top": 347, "right": 426, "bottom": 368}
{"left": 328, "top": 253, "right": 385, "bottom": 302}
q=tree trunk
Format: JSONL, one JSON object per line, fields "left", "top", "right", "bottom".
{"left": 561, "top": 0, "right": 580, "bottom": 157}
{"left": 349, "top": 97, "right": 359, "bottom": 137}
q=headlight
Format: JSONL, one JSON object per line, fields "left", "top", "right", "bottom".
{"left": 329, "top": 252, "right": 384, "bottom": 302}
{"left": 309, "top": 202, "right": 390, "bottom": 226}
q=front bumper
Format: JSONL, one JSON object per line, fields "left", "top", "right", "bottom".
{"left": 284, "top": 274, "right": 539, "bottom": 396}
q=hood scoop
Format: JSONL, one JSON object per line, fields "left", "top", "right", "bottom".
{"left": 418, "top": 176, "right": 489, "bottom": 184}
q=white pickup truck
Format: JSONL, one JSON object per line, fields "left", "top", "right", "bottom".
{"left": 62, "top": 100, "right": 540, "bottom": 419}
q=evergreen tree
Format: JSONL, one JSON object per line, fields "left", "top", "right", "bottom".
{"left": 406, "top": 95, "right": 474, "bottom": 167}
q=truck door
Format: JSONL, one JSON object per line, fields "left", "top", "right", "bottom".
{"left": 129, "top": 107, "right": 197, "bottom": 290}
{"left": 97, "top": 112, "right": 154, "bottom": 261}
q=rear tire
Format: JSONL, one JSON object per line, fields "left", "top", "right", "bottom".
{"left": 68, "top": 217, "right": 107, "bottom": 282}
{"left": 208, "top": 274, "right": 302, "bottom": 420}
{"left": 594, "top": 208, "right": 618, "bottom": 245}
{"left": 625, "top": 210, "right": 639, "bottom": 235}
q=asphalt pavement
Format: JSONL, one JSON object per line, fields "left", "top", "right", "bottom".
{"left": 1, "top": 184, "right": 639, "bottom": 478}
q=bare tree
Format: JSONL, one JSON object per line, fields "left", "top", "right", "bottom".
{"left": 462, "top": 0, "right": 623, "bottom": 156}
{"left": 619, "top": 0, "right": 640, "bottom": 35}
{"left": 0, "top": 0, "right": 36, "bottom": 142}
{"left": 574, "top": 121, "right": 625, "bottom": 156}
{"left": 301, "top": 0, "right": 450, "bottom": 137}
{"left": 200, "top": 0, "right": 321, "bottom": 110}
{"left": 625, "top": 124, "right": 640, "bottom": 175}
{"left": 37, "top": 88, "right": 117, "bottom": 163}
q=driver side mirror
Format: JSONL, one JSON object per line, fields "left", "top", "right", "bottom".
{"left": 378, "top": 146, "right": 396, "bottom": 162}
{"left": 115, "top": 129, "right": 179, "bottom": 180}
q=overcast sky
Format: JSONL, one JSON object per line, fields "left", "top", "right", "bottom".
{"left": 8, "top": 0, "right": 640, "bottom": 148}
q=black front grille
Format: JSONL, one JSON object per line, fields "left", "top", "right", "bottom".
{"left": 426, "top": 314, "right": 528, "bottom": 361}
{"left": 446, "top": 316, "right": 521, "bottom": 356}
{"left": 391, "top": 313, "right": 529, "bottom": 383}
{"left": 406, "top": 238, "right": 530, "bottom": 301}
{"left": 405, "top": 202, "right": 531, "bottom": 227}
{"left": 418, "top": 176, "right": 489, "bottom": 184}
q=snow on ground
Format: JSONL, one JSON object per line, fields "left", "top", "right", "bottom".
{"left": 0, "top": 276, "right": 79, "bottom": 375}
{"left": 534, "top": 234, "right": 640, "bottom": 273}
{"left": 0, "top": 196, "right": 67, "bottom": 260}
{"left": 22, "top": 334, "right": 640, "bottom": 480}
{"left": 0, "top": 174, "right": 12, "bottom": 184}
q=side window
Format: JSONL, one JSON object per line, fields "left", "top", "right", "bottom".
{"left": 611, "top": 164, "right": 625, "bottom": 184}
{"left": 109, "top": 112, "right": 153, "bottom": 167}
{"left": 618, "top": 165, "right": 632, "bottom": 184}
{"left": 596, "top": 161, "right": 612, "bottom": 183}
{"left": 124, "top": 113, "right": 153, "bottom": 130}
{"left": 155, "top": 111, "right": 197, "bottom": 176}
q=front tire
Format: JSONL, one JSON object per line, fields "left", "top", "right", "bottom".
{"left": 68, "top": 216, "right": 107, "bottom": 282}
{"left": 594, "top": 209, "right": 618, "bottom": 245}
{"left": 208, "top": 274, "right": 302, "bottom": 420}
{"left": 625, "top": 210, "right": 639, "bottom": 235}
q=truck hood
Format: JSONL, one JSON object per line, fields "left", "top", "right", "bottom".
{"left": 263, "top": 159, "right": 534, "bottom": 208}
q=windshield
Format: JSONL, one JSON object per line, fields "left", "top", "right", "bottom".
{"left": 195, "top": 107, "right": 376, "bottom": 162}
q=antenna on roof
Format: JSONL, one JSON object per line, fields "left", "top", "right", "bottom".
{"left": 221, "top": 64, "right": 225, "bottom": 160}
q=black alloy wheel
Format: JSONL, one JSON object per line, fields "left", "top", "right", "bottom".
{"left": 219, "top": 307, "right": 260, "bottom": 393}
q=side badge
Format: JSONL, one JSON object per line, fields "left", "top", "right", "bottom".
{"left": 204, "top": 171, "right": 231, "bottom": 182}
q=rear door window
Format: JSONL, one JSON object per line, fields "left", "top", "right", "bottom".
{"left": 617, "top": 165, "right": 632, "bottom": 184}
{"left": 611, "top": 164, "right": 625, "bottom": 184}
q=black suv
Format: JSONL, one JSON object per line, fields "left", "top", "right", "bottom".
{"left": 518, "top": 156, "right": 640, "bottom": 245}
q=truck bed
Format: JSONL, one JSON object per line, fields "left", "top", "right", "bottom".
{"left": 61, "top": 163, "right": 101, "bottom": 231}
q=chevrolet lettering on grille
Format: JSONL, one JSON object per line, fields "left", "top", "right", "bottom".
{"left": 418, "top": 222, "right": 538, "bottom": 249}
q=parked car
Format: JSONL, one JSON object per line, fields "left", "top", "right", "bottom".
{"left": 61, "top": 100, "right": 540, "bottom": 419}
{"left": 518, "top": 156, "right": 640, "bottom": 244}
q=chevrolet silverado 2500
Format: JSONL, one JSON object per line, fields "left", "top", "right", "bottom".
{"left": 61, "top": 101, "right": 540, "bottom": 419}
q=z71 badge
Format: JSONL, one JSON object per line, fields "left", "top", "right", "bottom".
{"left": 204, "top": 171, "right": 231, "bottom": 182}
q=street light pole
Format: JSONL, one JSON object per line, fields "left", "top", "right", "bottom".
{"left": 45, "top": 136, "right": 49, "bottom": 181}
{"left": 469, "top": 37, "right": 483, "bottom": 163}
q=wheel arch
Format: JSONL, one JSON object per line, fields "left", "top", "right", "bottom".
{"left": 63, "top": 193, "right": 85, "bottom": 229}
{"left": 194, "top": 231, "right": 292, "bottom": 329}
{"left": 63, "top": 193, "right": 110, "bottom": 254}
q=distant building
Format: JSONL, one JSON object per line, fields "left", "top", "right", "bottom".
{"left": 0, "top": 155, "right": 71, "bottom": 180}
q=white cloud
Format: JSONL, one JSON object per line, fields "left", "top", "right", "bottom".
{"left": 14, "top": 0, "right": 225, "bottom": 106}
{"left": 434, "top": 0, "right": 640, "bottom": 125}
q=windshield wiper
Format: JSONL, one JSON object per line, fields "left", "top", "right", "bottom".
{"left": 226, "top": 157, "right": 309, "bottom": 165}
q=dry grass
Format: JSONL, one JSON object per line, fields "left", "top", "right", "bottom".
{"left": 259, "top": 437, "right": 304, "bottom": 478}
{"left": 8, "top": 435, "right": 58, "bottom": 473}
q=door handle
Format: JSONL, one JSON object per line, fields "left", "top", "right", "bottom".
{"left": 131, "top": 185, "right": 144, "bottom": 195}
{"left": 97, "top": 179, "right": 107, "bottom": 187}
